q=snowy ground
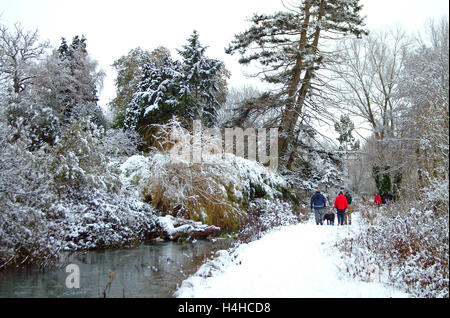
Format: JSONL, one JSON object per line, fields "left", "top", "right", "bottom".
{"left": 175, "top": 212, "right": 410, "bottom": 298}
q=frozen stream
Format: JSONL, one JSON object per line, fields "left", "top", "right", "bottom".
{"left": 0, "top": 239, "right": 232, "bottom": 298}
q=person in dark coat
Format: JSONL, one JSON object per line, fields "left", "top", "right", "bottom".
{"left": 381, "top": 192, "right": 388, "bottom": 204}
{"left": 344, "top": 190, "right": 353, "bottom": 225}
{"left": 310, "top": 188, "right": 327, "bottom": 225}
{"left": 386, "top": 192, "right": 393, "bottom": 203}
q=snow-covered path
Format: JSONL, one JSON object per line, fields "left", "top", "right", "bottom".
{"left": 175, "top": 214, "right": 409, "bottom": 298}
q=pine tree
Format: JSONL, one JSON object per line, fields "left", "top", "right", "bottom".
{"left": 177, "top": 30, "right": 225, "bottom": 126}
{"left": 55, "top": 35, "right": 104, "bottom": 126}
{"left": 124, "top": 53, "right": 186, "bottom": 146}
{"left": 334, "top": 114, "right": 356, "bottom": 151}
{"left": 226, "top": 0, "right": 367, "bottom": 162}
{"left": 110, "top": 47, "right": 153, "bottom": 128}
{"left": 127, "top": 55, "right": 183, "bottom": 124}
{"left": 123, "top": 32, "right": 228, "bottom": 148}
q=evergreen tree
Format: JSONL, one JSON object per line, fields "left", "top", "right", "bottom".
{"left": 54, "top": 35, "right": 104, "bottom": 126}
{"left": 177, "top": 30, "right": 225, "bottom": 126}
{"left": 334, "top": 114, "right": 356, "bottom": 151}
{"left": 381, "top": 173, "right": 392, "bottom": 194}
{"left": 123, "top": 32, "right": 228, "bottom": 148}
{"left": 110, "top": 47, "right": 153, "bottom": 128}
{"left": 124, "top": 53, "right": 185, "bottom": 145}
{"left": 372, "top": 166, "right": 392, "bottom": 195}
{"left": 126, "top": 55, "right": 183, "bottom": 126}
{"left": 226, "top": 0, "right": 367, "bottom": 163}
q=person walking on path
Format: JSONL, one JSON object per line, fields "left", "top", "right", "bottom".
{"left": 344, "top": 190, "right": 352, "bottom": 225}
{"left": 310, "top": 188, "right": 327, "bottom": 225}
{"left": 381, "top": 192, "right": 388, "bottom": 204}
{"left": 374, "top": 194, "right": 382, "bottom": 207}
{"left": 382, "top": 192, "right": 393, "bottom": 204}
{"left": 334, "top": 191, "right": 348, "bottom": 226}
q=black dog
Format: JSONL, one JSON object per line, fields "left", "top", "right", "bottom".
{"left": 323, "top": 212, "right": 335, "bottom": 225}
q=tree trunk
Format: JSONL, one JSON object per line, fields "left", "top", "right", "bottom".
{"left": 13, "top": 75, "right": 20, "bottom": 94}
{"left": 280, "top": 0, "right": 325, "bottom": 160}
{"left": 279, "top": 0, "right": 311, "bottom": 156}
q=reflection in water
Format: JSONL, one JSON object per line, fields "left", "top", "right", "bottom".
{"left": 0, "top": 239, "right": 232, "bottom": 298}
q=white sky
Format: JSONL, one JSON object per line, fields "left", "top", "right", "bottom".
{"left": 1, "top": 0, "right": 449, "bottom": 110}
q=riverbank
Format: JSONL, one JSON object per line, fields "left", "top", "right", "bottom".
{"left": 1, "top": 150, "right": 298, "bottom": 270}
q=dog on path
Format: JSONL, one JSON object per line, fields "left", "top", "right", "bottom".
{"left": 323, "top": 211, "right": 335, "bottom": 225}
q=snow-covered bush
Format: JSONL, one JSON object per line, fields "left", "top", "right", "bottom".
{"left": 103, "top": 128, "right": 142, "bottom": 157}
{"left": 50, "top": 117, "right": 121, "bottom": 194}
{"left": 0, "top": 116, "right": 62, "bottom": 268}
{"left": 4, "top": 94, "right": 61, "bottom": 148}
{"left": 119, "top": 117, "right": 296, "bottom": 233}
{"left": 71, "top": 102, "right": 107, "bottom": 128}
{"left": 0, "top": 111, "right": 160, "bottom": 268}
{"left": 59, "top": 191, "right": 158, "bottom": 251}
{"left": 339, "top": 203, "right": 449, "bottom": 298}
{"left": 421, "top": 173, "right": 449, "bottom": 217}
{"left": 120, "top": 151, "right": 293, "bottom": 232}
{"left": 237, "top": 198, "right": 298, "bottom": 243}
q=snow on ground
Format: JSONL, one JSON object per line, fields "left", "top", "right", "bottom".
{"left": 175, "top": 213, "right": 410, "bottom": 298}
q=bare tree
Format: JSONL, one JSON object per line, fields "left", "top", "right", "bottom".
{"left": 0, "top": 23, "right": 49, "bottom": 93}
{"left": 332, "top": 18, "right": 448, "bottom": 207}
{"left": 329, "top": 27, "right": 411, "bottom": 141}
{"left": 396, "top": 18, "right": 449, "bottom": 207}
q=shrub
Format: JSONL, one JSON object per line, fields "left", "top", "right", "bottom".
{"left": 339, "top": 202, "right": 449, "bottom": 297}
{"left": 120, "top": 150, "right": 293, "bottom": 232}
{"left": 237, "top": 198, "right": 298, "bottom": 243}
{"left": 0, "top": 115, "right": 158, "bottom": 269}
{"left": 50, "top": 117, "right": 121, "bottom": 194}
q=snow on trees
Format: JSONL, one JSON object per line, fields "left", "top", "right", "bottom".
{"left": 124, "top": 53, "right": 183, "bottom": 137}
{"left": 330, "top": 28, "right": 410, "bottom": 141}
{"left": 110, "top": 47, "right": 154, "bottom": 128}
{"left": 1, "top": 31, "right": 107, "bottom": 149}
{"left": 225, "top": 0, "right": 368, "bottom": 163}
{"left": 0, "top": 23, "right": 49, "bottom": 94}
{"left": 177, "top": 30, "right": 226, "bottom": 126}
{"left": 220, "top": 0, "right": 367, "bottom": 192}
{"left": 0, "top": 27, "right": 157, "bottom": 268}
{"left": 330, "top": 18, "right": 448, "bottom": 208}
{"left": 52, "top": 35, "right": 106, "bottom": 126}
{"left": 396, "top": 18, "right": 449, "bottom": 214}
{"left": 123, "top": 31, "right": 229, "bottom": 148}
{"left": 0, "top": 5, "right": 447, "bottom": 299}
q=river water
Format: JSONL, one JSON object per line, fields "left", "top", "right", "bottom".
{"left": 0, "top": 239, "right": 233, "bottom": 298}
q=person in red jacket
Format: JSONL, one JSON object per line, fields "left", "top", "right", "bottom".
{"left": 374, "top": 194, "right": 382, "bottom": 206}
{"left": 334, "top": 191, "right": 348, "bottom": 225}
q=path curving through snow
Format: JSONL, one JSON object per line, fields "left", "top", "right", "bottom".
{"left": 175, "top": 213, "right": 409, "bottom": 298}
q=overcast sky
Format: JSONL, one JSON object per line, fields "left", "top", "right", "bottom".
{"left": 1, "top": 0, "right": 449, "bottom": 109}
